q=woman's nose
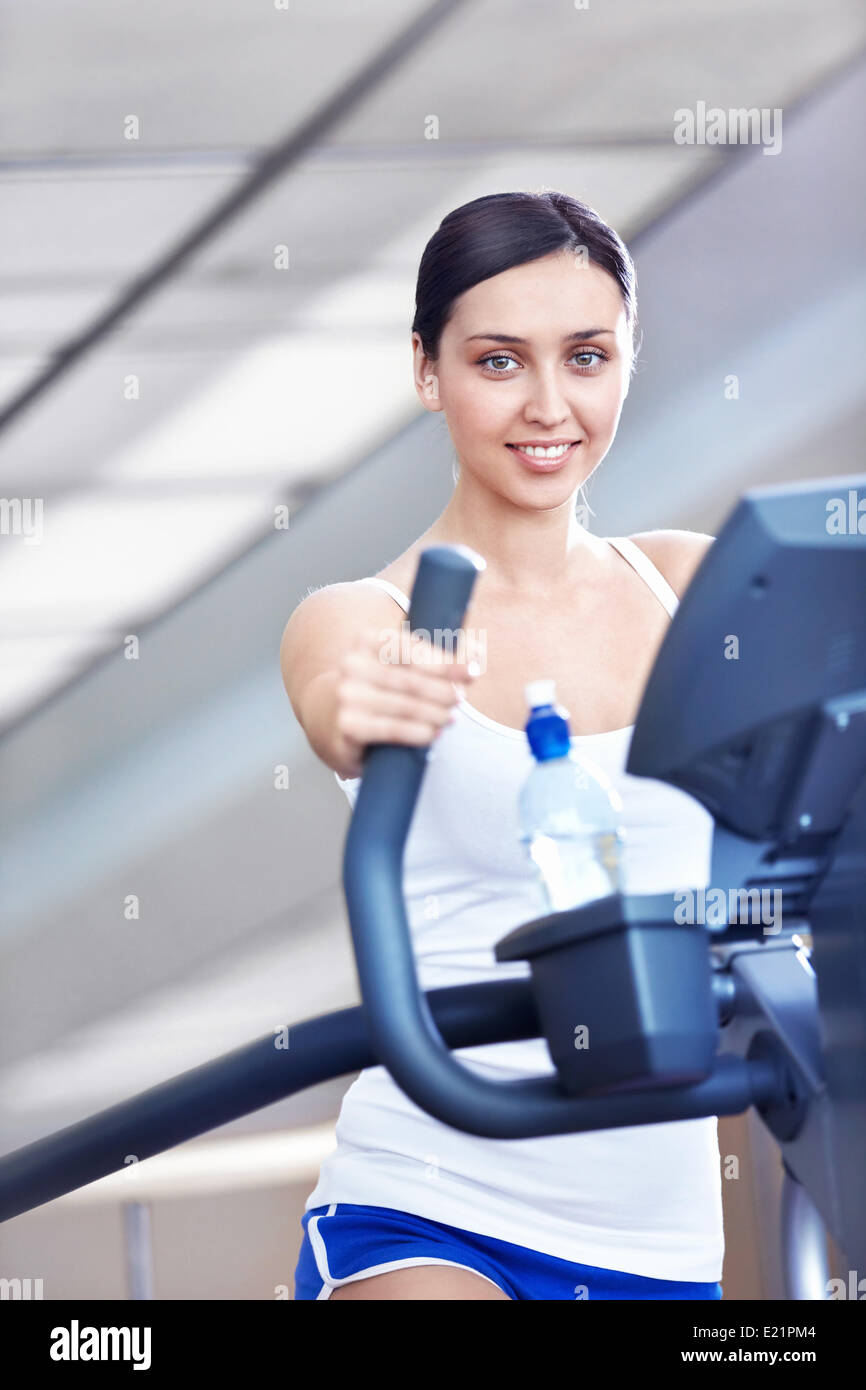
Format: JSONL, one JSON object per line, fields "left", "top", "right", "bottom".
{"left": 522, "top": 373, "right": 572, "bottom": 424}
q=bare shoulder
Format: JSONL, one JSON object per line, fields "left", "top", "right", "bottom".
{"left": 281, "top": 577, "right": 405, "bottom": 645}
{"left": 626, "top": 528, "right": 715, "bottom": 599}
{"left": 279, "top": 578, "right": 407, "bottom": 695}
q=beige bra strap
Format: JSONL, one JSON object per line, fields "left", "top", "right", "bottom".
{"left": 357, "top": 576, "right": 411, "bottom": 613}
{"left": 606, "top": 537, "right": 679, "bottom": 618}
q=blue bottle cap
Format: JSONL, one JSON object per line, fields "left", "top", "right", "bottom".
{"left": 525, "top": 680, "right": 571, "bottom": 760}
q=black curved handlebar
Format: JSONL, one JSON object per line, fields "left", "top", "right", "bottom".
{"left": 342, "top": 546, "right": 784, "bottom": 1137}
{"left": 0, "top": 546, "right": 793, "bottom": 1222}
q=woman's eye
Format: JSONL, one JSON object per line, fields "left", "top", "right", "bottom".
{"left": 478, "top": 349, "right": 608, "bottom": 376}
{"left": 571, "top": 350, "right": 607, "bottom": 369}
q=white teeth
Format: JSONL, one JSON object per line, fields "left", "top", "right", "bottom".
{"left": 514, "top": 443, "right": 573, "bottom": 459}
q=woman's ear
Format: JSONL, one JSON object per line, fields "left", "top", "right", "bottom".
{"left": 412, "top": 333, "right": 441, "bottom": 411}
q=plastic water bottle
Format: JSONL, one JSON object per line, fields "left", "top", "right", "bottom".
{"left": 518, "top": 679, "right": 625, "bottom": 913}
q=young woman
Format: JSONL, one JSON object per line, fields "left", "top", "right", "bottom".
{"left": 282, "top": 190, "right": 722, "bottom": 1301}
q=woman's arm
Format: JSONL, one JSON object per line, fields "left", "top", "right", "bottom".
{"left": 279, "top": 585, "right": 380, "bottom": 779}
{"left": 280, "top": 583, "right": 477, "bottom": 780}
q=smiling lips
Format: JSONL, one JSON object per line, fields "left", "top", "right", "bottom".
{"left": 507, "top": 440, "right": 581, "bottom": 471}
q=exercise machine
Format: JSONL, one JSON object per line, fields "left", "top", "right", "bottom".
{"left": 1, "top": 473, "right": 864, "bottom": 1301}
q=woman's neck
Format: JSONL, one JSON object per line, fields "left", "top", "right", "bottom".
{"left": 417, "top": 484, "right": 606, "bottom": 596}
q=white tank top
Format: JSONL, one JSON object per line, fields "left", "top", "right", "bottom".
{"left": 304, "top": 537, "right": 724, "bottom": 1282}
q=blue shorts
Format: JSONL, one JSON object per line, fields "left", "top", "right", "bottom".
{"left": 294, "top": 1202, "right": 723, "bottom": 1301}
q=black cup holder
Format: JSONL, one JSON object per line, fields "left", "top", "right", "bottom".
{"left": 495, "top": 891, "right": 717, "bottom": 1097}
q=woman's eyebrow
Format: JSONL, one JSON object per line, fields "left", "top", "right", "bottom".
{"left": 465, "top": 328, "right": 615, "bottom": 344}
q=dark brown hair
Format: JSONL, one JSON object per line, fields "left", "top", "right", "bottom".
{"left": 412, "top": 190, "right": 640, "bottom": 373}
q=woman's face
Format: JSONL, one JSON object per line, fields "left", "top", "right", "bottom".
{"left": 413, "top": 249, "right": 633, "bottom": 509}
